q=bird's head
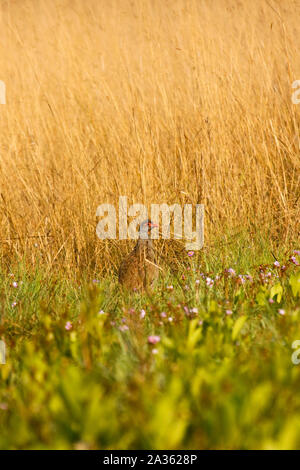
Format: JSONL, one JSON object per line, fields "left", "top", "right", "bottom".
{"left": 139, "top": 219, "right": 158, "bottom": 239}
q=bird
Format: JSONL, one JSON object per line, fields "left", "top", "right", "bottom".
{"left": 118, "top": 219, "right": 159, "bottom": 291}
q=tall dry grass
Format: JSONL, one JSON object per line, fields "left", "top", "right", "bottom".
{"left": 0, "top": 0, "right": 299, "bottom": 276}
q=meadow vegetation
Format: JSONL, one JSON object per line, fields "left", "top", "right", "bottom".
{"left": 0, "top": 0, "right": 299, "bottom": 449}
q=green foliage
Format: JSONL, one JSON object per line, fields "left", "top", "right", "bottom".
{"left": 0, "top": 250, "right": 300, "bottom": 449}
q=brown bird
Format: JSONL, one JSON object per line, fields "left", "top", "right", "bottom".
{"left": 118, "top": 219, "right": 159, "bottom": 291}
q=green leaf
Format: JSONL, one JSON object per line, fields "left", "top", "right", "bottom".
{"left": 187, "top": 319, "right": 202, "bottom": 350}
{"left": 256, "top": 289, "right": 267, "bottom": 306}
{"left": 270, "top": 283, "right": 283, "bottom": 303}
{"left": 289, "top": 273, "right": 300, "bottom": 298}
{"left": 232, "top": 316, "right": 247, "bottom": 341}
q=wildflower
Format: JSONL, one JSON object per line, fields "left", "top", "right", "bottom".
{"left": 98, "top": 310, "right": 105, "bottom": 315}
{"left": 206, "top": 277, "right": 214, "bottom": 288}
{"left": 152, "top": 348, "right": 159, "bottom": 355}
{"left": 92, "top": 279, "right": 100, "bottom": 283}
{"left": 273, "top": 261, "right": 280, "bottom": 268}
{"left": 215, "top": 275, "right": 220, "bottom": 280}
{"left": 12, "top": 282, "right": 18, "bottom": 288}
{"left": 161, "top": 312, "right": 167, "bottom": 318}
{"left": 190, "top": 307, "right": 198, "bottom": 314}
{"left": 278, "top": 309, "right": 285, "bottom": 315}
{"left": 11, "top": 301, "right": 17, "bottom": 308}
{"left": 227, "top": 268, "right": 236, "bottom": 276}
{"left": 188, "top": 251, "right": 195, "bottom": 257}
{"left": 293, "top": 250, "right": 300, "bottom": 255}
{"left": 290, "top": 256, "right": 299, "bottom": 266}
{"left": 148, "top": 335, "right": 161, "bottom": 344}
{"left": 168, "top": 317, "right": 173, "bottom": 322}
{"left": 238, "top": 275, "right": 246, "bottom": 284}
{"left": 140, "top": 309, "right": 146, "bottom": 319}
{"left": 245, "top": 274, "right": 253, "bottom": 281}
{"left": 225, "top": 309, "right": 233, "bottom": 315}
{"left": 198, "top": 320, "right": 203, "bottom": 326}
{"left": 268, "top": 298, "right": 275, "bottom": 304}
{"left": 184, "top": 285, "right": 189, "bottom": 290}
{"left": 195, "top": 279, "right": 200, "bottom": 285}
{"left": 166, "top": 285, "right": 173, "bottom": 291}
{"left": 65, "top": 321, "right": 72, "bottom": 331}
{"left": 184, "top": 306, "right": 190, "bottom": 315}
{"left": 119, "top": 325, "right": 129, "bottom": 332}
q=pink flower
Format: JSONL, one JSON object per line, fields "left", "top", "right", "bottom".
{"left": 274, "top": 261, "right": 280, "bottom": 267}
{"left": 225, "top": 309, "right": 233, "bottom": 315}
{"left": 148, "top": 335, "right": 161, "bottom": 344}
{"left": 65, "top": 321, "right": 72, "bottom": 331}
{"left": 293, "top": 250, "right": 300, "bottom": 255}
{"left": 119, "top": 325, "right": 129, "bottom": 332}
{"left": 227, "top": 268, "right": 236, "bottom": 276}
{"left": 140, "top": 309, "right": 146, "bottom": 319}
{"left": 290, "top": 256, "right": 299, "bottom": 266}
{"left": 278, "top": 309, "right": 285, "bottom": 315}
{"left": 269, "top": 298, "right": 274, "bottom": 304}
{"left": 161, "top": 312, "right": 167, "bottom": 318}
{"left": 188, "top": 251, "right": 195, "bottom": 257}
{"left": 11, "top": 301, "right": 17, "bottom": 308}
{"left": 12, "top": 281, "right": 18, "bottom": 288}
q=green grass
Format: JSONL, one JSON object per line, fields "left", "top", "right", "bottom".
{"left": 0, "top": 241, "right": 300, "bottom": 449}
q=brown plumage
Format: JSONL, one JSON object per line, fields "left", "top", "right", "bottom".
{"left": 118, "top": 220, "right": 159, "bottom": 291}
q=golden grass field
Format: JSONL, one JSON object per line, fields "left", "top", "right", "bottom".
{"left": 0, "top": 0, "right": 299, "bottom": 276}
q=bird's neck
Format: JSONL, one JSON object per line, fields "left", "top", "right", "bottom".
{"left": 136, "top": 237, "right": 153, "bottom": 248}
{"left": 135, "top": 238, "right": 155, "bottom": 257}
